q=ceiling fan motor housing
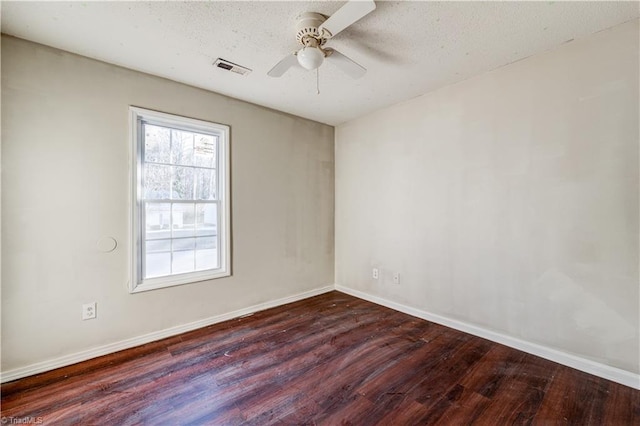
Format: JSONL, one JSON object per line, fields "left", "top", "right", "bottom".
{"left": 295, "top": 12, "right": 327, "bottom": 46}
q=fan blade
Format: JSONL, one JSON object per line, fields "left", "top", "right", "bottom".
{"left": 326, "top": 49, "right": 366, "bottom": 79}
{"left": 319, "top": 0, "right": 376, "bottom": 38}
{"left": 267, "top": 53, "right": 298, "bottom": 77}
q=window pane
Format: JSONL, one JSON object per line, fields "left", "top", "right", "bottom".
{"left": 196, "top": 203, "right": 217, "bottom": 236}
{"left": 172, "top": 166, "right": 194, "bottom": 200}
{"left": 172, "top": 203, "right": 195, "bottom": 238}
{"left": 195, "top": 168, "right": 216, "bottom": 200}
{"left": 196, "top": 236, "right": 216, "bottom": 250}
{"left": 145, "top": 203, "right": 171, "bottom": 239}
{"left": 172, "top": 238, "right": 195, "bottom": 274}
{"left": 194, "top": 134, "right": 217, "bottom": 168}
{"left": 145, "top": 239, "right": 171, "bottom": 278}
{"left": 144, "top": 164, "right": 171, "bottom": 199}
{"left": 196, "top": 236, "right": 218, "bottom": 270}
{"left": 146, "top": 239, "right": 171, "bottom": 253}
{"left": 171, "top": 130, "right": 194, "bottom": 166}
{"left": 144, "top": 124, "right": 171, "bottom": 164}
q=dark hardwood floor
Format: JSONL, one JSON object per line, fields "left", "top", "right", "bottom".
{"left": 2, "top": 291, "right": 639, "bottom": 425}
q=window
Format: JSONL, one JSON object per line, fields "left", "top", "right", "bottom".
{"left": 130, "top": 107, "right": 230, "bottom": 292}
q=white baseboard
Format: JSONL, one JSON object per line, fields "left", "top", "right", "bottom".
{"left": 0, "top": 285, "right": 334, "bottom": 384}
{"left": 4, "top": 283, "right": 638, "bottom": 390}
{"left": 335, "top": 284, "right": 640, "bottom": 390}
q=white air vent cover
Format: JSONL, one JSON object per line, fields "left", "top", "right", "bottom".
{"left": 213, "top": 58, "right": 251, "bottom": 76}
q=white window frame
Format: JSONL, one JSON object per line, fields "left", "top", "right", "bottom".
{"left": 129, "top": 107, "right": 231, "bottom": 293}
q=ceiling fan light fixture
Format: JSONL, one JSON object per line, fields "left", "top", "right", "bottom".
{"left": 297, "top": 46, "right": 324, "bottom": 70}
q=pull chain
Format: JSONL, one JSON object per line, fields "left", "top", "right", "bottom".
{"left": 316, "top": 68, "right": 320, "bottom": 95}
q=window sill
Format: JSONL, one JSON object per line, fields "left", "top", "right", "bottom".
{"left": 130, "top": 269, "right": 231, "bottom": 293}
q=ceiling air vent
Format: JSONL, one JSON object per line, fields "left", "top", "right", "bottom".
{"left": 213, "top": 58, "right": 251, "bottom": 76}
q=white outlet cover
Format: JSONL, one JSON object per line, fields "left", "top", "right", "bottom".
{"left": 82, "top": 302, "right": 97, "bottom": 320}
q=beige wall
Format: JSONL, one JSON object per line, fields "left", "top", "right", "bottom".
{"left": 336, "top": 20, "right": 639, "bottom": 373}
{"left": 1, "top": 36, "right": 334, "bottom": 372}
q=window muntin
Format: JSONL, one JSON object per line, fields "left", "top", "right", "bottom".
{"left": 130, "top": 107, "right": 230, "bottom": 292}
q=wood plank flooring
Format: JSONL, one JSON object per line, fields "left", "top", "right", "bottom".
{"left": 2, "top": 291, "right": 639, "bottom": 425}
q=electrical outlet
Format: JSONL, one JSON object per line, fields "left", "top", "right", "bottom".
{"left": 372, "top": 268, "right": 379, "bottom": 279}
{"left": 82, "top": 302, "right": 97, "bottom": 320}
{"left": 393, "top": 273, "right": 400, "bottom": 285}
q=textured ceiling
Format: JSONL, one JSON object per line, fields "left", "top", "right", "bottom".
{"left": 2, "top": 1, "right": 638, "bottom": 125}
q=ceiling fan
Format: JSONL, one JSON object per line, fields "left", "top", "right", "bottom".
{"left": 267, "top": 0, "right": 376, "bottom": 79}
